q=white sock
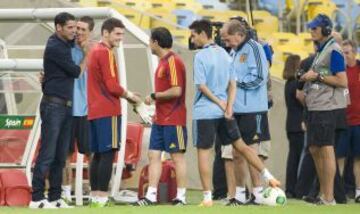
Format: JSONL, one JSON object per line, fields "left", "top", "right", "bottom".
{"left": 253, "top": 186, "right": 263, "bottom": 196}
{"left": 97, "top": 196, "right": 108, "bottom": 204}
{"left": 62, "top": 185, "right": 71, "bottom": 198}
{"left": 176, "top": 188, "right": 186, "bottom": 202}
{"left": 356, "top": 188, "right": 360, "bottom": 197}
{"left": 145, "top": 186, "right": 157, "bottom": 202}
{"left": 253, "top": 186, "right": 264, "bottom": 203}
{"left": 62, "top": 185, "right": 71, "bottom": 192}
{"left": 235, "top": 186, "right": 246, "bottom": 203}
{"left": 261, "top": 168, "right": 274, "bottom": 181}
{"left": 203, "top": 191, "right": 212, "bottom": 201}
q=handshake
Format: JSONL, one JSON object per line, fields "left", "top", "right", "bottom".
{"left": 125, "top": 91, "right": 154, "bottom": 125}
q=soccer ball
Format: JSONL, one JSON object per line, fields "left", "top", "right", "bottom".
{"left": 262, "top": 187, "right": 287, "bottom": 206}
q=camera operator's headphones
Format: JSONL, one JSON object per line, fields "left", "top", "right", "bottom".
{"left": 311, "top": 14, "right": 333, "bottom": 37}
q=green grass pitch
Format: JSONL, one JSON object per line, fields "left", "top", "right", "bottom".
{"left": 0, "top": 190, "right": 358, "bottom": 214}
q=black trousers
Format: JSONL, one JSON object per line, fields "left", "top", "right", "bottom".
{"left": 285, "top": 132, "right": 304, "bottom": 196}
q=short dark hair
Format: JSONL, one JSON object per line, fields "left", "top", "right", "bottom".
{"left": 101, "top": 18, "right": 125, "bottom": 35}
{"left": 189, "top": 19, "right": 212, "bottom": 39}
{"left": 150, "top": 27, "right": 173, "bottom": 49}
{"left": 282, "top": 54, "right": 301, "bottom": 80}
{"left": 54, "top": 12, "right": 75, "bottom": 27}
{"left": 79, "top": 16, "right": 95, "bottom": 31}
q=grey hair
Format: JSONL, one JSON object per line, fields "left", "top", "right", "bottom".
{"left": 223, "top": 19, "right": 248, "bottom": 36}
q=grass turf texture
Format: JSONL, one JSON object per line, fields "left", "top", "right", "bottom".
{"left": 0, "top": 190, "right": 358, "bottom": 214}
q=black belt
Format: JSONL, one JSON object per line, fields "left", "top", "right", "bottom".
{"left": 42, "top": 95, "right": 72, "bottom": 107}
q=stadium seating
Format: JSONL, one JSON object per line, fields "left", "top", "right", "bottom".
{"left": 258, "top": 0, "right": 286, "bottom": 15}
{"left": 0, "top": 170, "right": 31, "bottom": 206}
{"left": 149, "top": 0, "right": 176, "bottom": 11}
{"left": 171, "top": 29, "right": 191, "bottom": 46}
{"left": 196, "top": 0, "right": 229, "bottom": 10}
{"left": 172, "top": 9, "right": 199, "bottom": 27}
{"left": 147, "top": 8, "right": 178, "bottom": 30}
{"left": 0, "top": 130, "right": 29, "bottom": 164}
{"left": 114, "top": 8, "right": 151, "bottom": 29}
{"left": 268, "top": 32, "right": 297, "bottom": 47}
{"left": 252, "top": 10, "right": 279, "bottom": 35}
{"left": 306, "top": 0, "right": 337, "bottom": 19}
{"left": 297, "top": 32, "right": 314, "bottom": 52}
{"left": 197, "top": 9, "right": 247, "bottom": 22}
{"left": 173, "top": 0, "right": 203, "bottom": 12}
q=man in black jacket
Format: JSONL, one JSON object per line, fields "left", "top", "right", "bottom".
{"left": 30, "top": 12, "right": 85, "bottom": 209}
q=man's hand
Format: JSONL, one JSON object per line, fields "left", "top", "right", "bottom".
{"left": 145, "top": 95, "right": 153, "bottom": 105}
{"left": 268, "top": 178, "right": 281, "bottom": 188}
{"left": 38, "top": 71, "right": 44, "bottom": 84}
{"left": 300, "top": 69, "right": 318, "bottom": 82}
{"left": 125, "top": 91, "right": 141, "bottom": 104}
{"left": 218, "top": 100, "right": 227, "bottom": 112}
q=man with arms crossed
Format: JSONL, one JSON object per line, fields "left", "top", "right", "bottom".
{"left": 87, "top": 18, "right": 140, "bottom": 207}
{"left": 134, "top": 27, "right": 188, "bottom": 206}
{"left": 189, "top": 19, "right": 280, "bottom": 207}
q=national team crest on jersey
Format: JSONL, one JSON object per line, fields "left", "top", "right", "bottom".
{"left": 239, "top": 54, "right": 247, "bottom": 63}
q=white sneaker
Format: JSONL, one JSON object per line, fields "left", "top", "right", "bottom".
{"left": 50, "top": 198, "right": 74, "bottom": 208}
{"left": 29, "top": 199, "right": 58, "bottom": 209}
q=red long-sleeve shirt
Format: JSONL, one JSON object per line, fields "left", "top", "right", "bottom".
{"left": 87, "top": 42, "right": 125, "bottom": 120}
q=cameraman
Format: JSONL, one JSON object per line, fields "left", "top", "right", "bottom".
{"left": 300, "top": 14, "right": 348, "bottom": 205}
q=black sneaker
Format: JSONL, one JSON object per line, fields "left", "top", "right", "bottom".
{"left": 355, "top": 195, "right": 360, "bottom": 203}
{"left": 245, "top": 194, "right": 260, "bottom": 205}
{"left": 225, "top": 198, "right": 244, "bottom": 206}
{"left": 172, "top": 198, "right": 186, "bottom": 206}
{"left": 303, "top": 196, "right": 320, "bottom": 204}
{"left": 132, "top": 198, "right": 156, "bottom": 206}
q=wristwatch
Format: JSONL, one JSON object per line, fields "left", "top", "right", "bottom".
{"left": 150, "top": 92, "right": 156, "bottom": 100}
{"left": 317, "top": 73, "right": 325, "bottom": 82}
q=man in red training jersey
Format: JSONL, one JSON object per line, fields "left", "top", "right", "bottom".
{"left": 87, "top": 18, "right": 140, "bottom": 207}
{"left": 134, "top": 27, "right": 188, "bottom": 206}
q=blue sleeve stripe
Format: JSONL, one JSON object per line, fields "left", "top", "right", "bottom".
{"left": 237, "top": 40, "right": 264, "bottom": 89}
{"left": 330, "top": 50, "right": 345, "bottom": 74}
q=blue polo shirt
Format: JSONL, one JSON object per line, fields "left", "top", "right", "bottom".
{"left": 232, "top": 39, "right": 269, "bottom": 113}
{"left": 71, "top": 44, "right": 87, "bottom": 116}
{"left": 192, "top": 44, "right": 233, "bottom": 120}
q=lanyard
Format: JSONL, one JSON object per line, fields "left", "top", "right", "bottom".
{"left": 311, "top": 38, "right": 335, "bottom": 69}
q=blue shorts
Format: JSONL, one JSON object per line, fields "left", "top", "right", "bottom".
{"left": 336, "top": 125, "right": 360, "bottom": 158}
{"left": 149, "top": 124, "right": 187, "bottom": 153}
{"left": 89, "top": 116, "right": 121, "bottom": 153}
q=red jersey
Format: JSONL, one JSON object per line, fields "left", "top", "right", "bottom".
{"left": 154, "top": 51, "right": 186, "bottom": 126}
{"left": 346, "top": 61, "right": 360, "bottom": 126}
{"left": 87, "top": 42, "right": 125, "bottom": 120}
